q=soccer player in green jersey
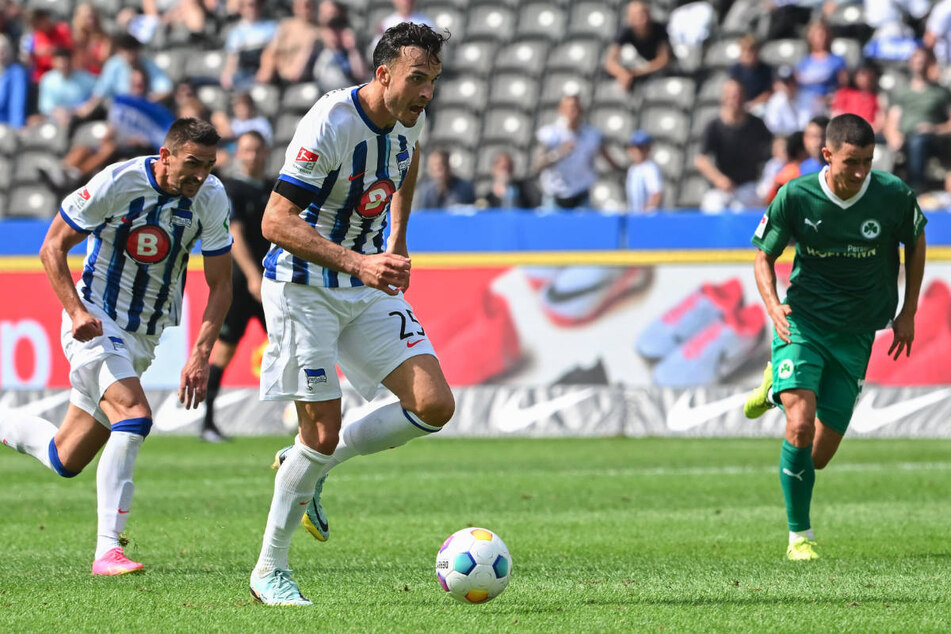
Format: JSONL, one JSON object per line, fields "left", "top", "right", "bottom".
{"left": 744, "top": 113, "right": 927, "bottom": 561}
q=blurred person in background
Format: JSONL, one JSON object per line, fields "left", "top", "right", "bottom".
{"left": 800, "top": 115, "right": 830, "bottom": 175}
{"left": 477, "top": 151, "right": 538, "bottom": 209}
{"left": 830, "top": 62, "right": 885, "bottom": 134}
{"left": 757, "top": 135, "right": 788, "bottom": 203}
{"left": 415, "top": 148, "right": 475, "bottom": 210}
{"left": 256, "top": 0, "right": 321, "bottom": 86}
{"left": 765, "top": 130, "right": 809, "bottom": 204}
{"left": 884, "top": 46, "right": 951, "bottom": 192}
{"left": 0, "top": 32, "right": 28, "bottom": 128}
{"left": 71, "top": 3, "right": 110, "bottom": 76}
{"left": 94, "top": 34, "right": 173, "bottom": 102}
{"left": 795, "top": 20, "right": 846, "bottom": 108}
{"left": 21, "top": 8, "right": 73, "bottom": 82}
{"left": 695, "top": 79, "right": 772, "bottom": 212}
{"left": 220, "top": 0, "right": 277, "bottom": 91}
{"left": 729, "top": 35, "right": 773, "bottom": 113}
{"left": 763, "top": 65, "right": 821, "bottom": 137}
{"left": 604, "top": 1, "right": 671, "bottom": 91}
{"left": 38, "top": 47, "right": 97, "bottom": 127}
{"left": 312, "top": 2, "right": 369, "bottom": 92}
{"left": 379, "top": 0, "right": 433, "bottom": 33}
{"left": 535, "top": 94, "right": 621, "bottom": 210}
{"left": 625, "top": 130, "right": 663, "bottom": 214}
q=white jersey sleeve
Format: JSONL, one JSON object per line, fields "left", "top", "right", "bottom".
{"left": 59, "top": 168, "right": 119, "bottom": 233}
{"left": 195, "top": 177, "right": 234, "bottom": 256}
{"left": 279, "top": 102, "right": 343, "bottom": 193}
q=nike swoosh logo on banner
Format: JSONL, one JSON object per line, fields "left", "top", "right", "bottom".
{"left": 406, "top": 339, "right": 425, "bottom": 348}
{"left": 152, "top": 389, "right": 256, "bottom": 432}
{"left": 666, "top": 391, "right": 750, "bottom": 431}
{"left": 349, "top": 171, "right": 366, "bottom": 181}
{"left": 494, "top": 388, "right": 597, "bottom": 433}
{"left": 850, "top": 388, "right": 951, "bottom": 433}
{"left": 0, "top": 391, "right": 71, "bottom": 417}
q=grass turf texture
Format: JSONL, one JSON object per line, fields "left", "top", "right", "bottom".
{"left": 1, "top": 437, "right": 949, "bottom": 633}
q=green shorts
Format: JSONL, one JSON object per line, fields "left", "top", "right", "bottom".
{"left": 771, "top": 312, "right": 874, "bottom": 435}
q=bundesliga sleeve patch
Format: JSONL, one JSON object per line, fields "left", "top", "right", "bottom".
{"left": 294, "top": 148, "right": 319, "bottom": 175}
{"left": 754, "top": 213, "right": 768, "bottom": 239}
{"left": 73, "top": 187, "right": 91, "bottom": 209}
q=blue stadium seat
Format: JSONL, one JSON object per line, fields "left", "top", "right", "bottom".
{"left": 546, "top": 38, "right": 604, "bottom": 76}
{"left": 465, "top": 4, "right": 517, "bottom": 42}
{"left": 487, "top": 73, "right": 540, "bottom": 111}
{"left": 516, "top": 3, "right": 567, "bottom": 41}
{"left": 493, "top": 40, "right": 550, "bottom": 76}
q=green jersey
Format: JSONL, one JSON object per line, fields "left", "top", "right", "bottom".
{"left": 752, "top": 168, "right": 927, "bottom": 333}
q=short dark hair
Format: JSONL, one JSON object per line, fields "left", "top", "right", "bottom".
{"left": 808, "top": 115, "right": 830, "bottom": 130}
{"left": 785, "top": 131, "right": 806, "bottom": 159}
{"left": 372, "top": 22, "right": 448, "bottom": 70}
{"left": 826, "top": 114, "right": 875, "bottom": 150}
{"left": 237, "top": 129, "right": 267, "bottom": 147}
{"left": 164, "top": 117, "right": 221, "bottom": 152}
{"left": 114, "top": 33, "right": 143, "bottom": 52}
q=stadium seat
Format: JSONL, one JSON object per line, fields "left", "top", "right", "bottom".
{"left": 197, "top": 85, "right": 228, "bottom": 113}
{"left": 428, "top": 108, "right": 482, "bottom": 148}
{"left": 274, "top": 112, "right": 303, "bottom": 146}
{"left": 676, "top": 172, "right": 709, "bottom": 208}
{"left": 639, "top": 107, "right": 690, "bottom": 145}
{"left": 641, "top": 76, "right": 697, "bottom": 111}
{"left": 487, "top": 73, "right": 540, "bottom": 111}
{"left": 482, "top": 108, "right": 535, "bottom": 147}
{"left": 70, "top": 120, "right": 109, "bottom": 149}
{"left": 592, "top": 78, "right": 636, "bottom": 108}
{"left": 697, "top": 72, "right": 729, "bottom": 105}
{"left": 7, "top": 185, "right": 59, "bottom": 219}
{"left": 546, "top": 38, "right": 604, "bottom": 76}
{"left": 0, "top": 192, "right": 6, "bottom": 217}
{"left": 153, "top": 48, "right": 190, "bottom": 85}
{"left": 672, "top": 42, "right": 704, "bottom": 74}
{"left": 567, "top": 2, "right": 618, "bottom": 39}
{"left": 14, "top": 152, "right": 65, "bottom": 185}
{"left": 184, "top": 50, "right": 226, "bottom": 84}
{"left": 265, "top": 147, "right": 286, "bottom": 179}
{"left": 474, "top": 142, "right": 530, "bottom": 179}
{"left": 0, "top": 124, "right": 18, "bottom": 155}
{"left": 650, "top": 142, "right": 686, "bottom": 181}
{"left": 87, "top": 0, "right": 121, "bottom": 16}
{"left": 465, "top": 4, "right": 517, "bottom": 42}
{"left": 0, "top": 156, "right": 11, "bottom": 191}
{"left": 516, "top": 3, "right": 567, "bottom": 41}
{"left": 533, "top": 105, "right": 559, "bottom": 131}
{"left": 831, "top": 38, "right": 862, "bottom": 70}
{"left": 249, "top": 83, "right": 282, "bottom": 119}
{"left": 879, "top": 68, "right": 909, "bottom": 95}
{"left": 690, "top": 104, "right": 720, "bottom": 140}
{"left": 493, "top": 40, "right": 550, "bottom": 76}
{"left": 282, "top": 82, "right": 322, "bottom": 113}
{"left": 436, "top": 77, "right": 489, "bottom": 111}
{"left": 443, "top": 146, "right": 477, "bottom": 181}
{"left": 590, "top": 177, "right": 626, "bottom": 212}
{"left": 759, "top": 39, "right": 808, "bottom": 68}
{"left": 25, "top": 0, "right": 73, "bottom": 20}
{"left": 702, "top": 37, "right": 742, "bottom": 71}
{"left": 590, "top": 105, "right": 637, "bottom": 141}
{"left": 20, "top": 121, "right": 69, "bottom": 154}
{"left": 540, "top": 72, "right": 592, "bottom": 107}
{"left": 448, "top": 40, "right": 496, "bottom": 76}
{"left": 429, "top": 4, "right": 467, "bottom": 41}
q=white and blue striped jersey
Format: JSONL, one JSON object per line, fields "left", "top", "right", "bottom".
{"left": 265, "top": 85, "right": 423, "bottom": 288}
{"left": 59, "top": 155, "right": 232, "bottom": 337}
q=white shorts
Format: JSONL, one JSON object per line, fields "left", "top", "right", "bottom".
{"left": 259, "top": 278, "right": 438, "bottom": 401}
{"left": 60, "top": 302, "right": 158, "bottom": 427}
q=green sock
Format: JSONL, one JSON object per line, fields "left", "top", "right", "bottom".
{"left": 779, "top": 440, "right": 815, "bottom": 532}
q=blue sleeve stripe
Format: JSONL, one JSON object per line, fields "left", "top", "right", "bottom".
{"left": 202, "top": 242, "right": 233, "bottom": 256}
{"left": 59, "top": 207, "right": 91, "bottom": 234}
{"left": 278, "top": 173, "right": 321, "bottom": 193}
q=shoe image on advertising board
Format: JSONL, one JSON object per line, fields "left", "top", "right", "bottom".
{"left": 538, "top": 266, "right": 652, "bottom": 326}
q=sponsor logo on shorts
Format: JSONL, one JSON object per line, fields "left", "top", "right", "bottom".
{"left": 108, "top": 336, "right": 125, "bottom": 350}
{"left": 304, "top": 368, "right": 327, "bottom": 392}
{"left": 126, "top": 225, "right": 171, "bottom": 264}
{"left": 861, "top": 219, "right": 881, "bottom": 239}
{"left": 777, "top": 359, "right": 794, "bottom": 380}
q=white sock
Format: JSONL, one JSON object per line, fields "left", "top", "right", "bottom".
{"left": 789, "top": 529, "right": 815, "bottom": 545}
{"left": 95, "top": 431, "right": 144, "bottom": 559}
{"left": 0, "top": 412, "right": 57, "bottom": 471}
{"left": 319, "top": 403, "right": 440, "bottom": 478}
{"left": 255, "top": 438, "right": 331, "bottom": 576}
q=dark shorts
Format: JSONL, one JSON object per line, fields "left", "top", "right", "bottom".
{"left": 219, "top": 279, "right": 266, "bottom": 345}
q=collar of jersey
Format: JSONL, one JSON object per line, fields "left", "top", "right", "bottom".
{"left": 817, "top": 165, "right": 871, "bottom": 209}
{"left": 145, "top": 156, "right": 186, "bottom": 199}
{"left": 351, "top": 85, "right": 394, "bottom": 135}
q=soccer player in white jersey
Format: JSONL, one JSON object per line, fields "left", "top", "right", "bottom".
{"left": 248, "top": 23, "right": 454, "bottom": 606}
{"left": 0, "top": 118, "right": 233, "bottom": 575}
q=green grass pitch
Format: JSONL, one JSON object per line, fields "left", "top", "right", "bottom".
{"left": 1, "top": 436, "right": 949, "bottom": 632}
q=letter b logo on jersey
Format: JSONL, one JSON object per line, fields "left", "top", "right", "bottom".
{"left": 357, "top": 179, "right": 396, "bottom": 218}
{"left": 126, "top": 225, "right": 171, "bottom": 264}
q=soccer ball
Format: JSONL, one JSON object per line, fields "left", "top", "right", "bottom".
{"left": 435, "top": 527, "right": 512, "bottom": 604}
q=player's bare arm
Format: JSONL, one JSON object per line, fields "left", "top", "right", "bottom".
{"left": 889, "top": 231, "right": 927, "bottom": 360}
{"left": 386, "top": 142, "right": 420, "bottom": 288}
{"left": 262, "top": 191, "right": 410, "bottom": 295}
{"left": 230, "top": 219, "right": 264, "bottom": 302}
{"left": 753, "top": 248, "right": 792, "bottom": 343}
{"left": 39, "top": 213, "right": 103, "bottom": 342}
{"left": 179, "top": 253, "right": 232, "bottom": 409}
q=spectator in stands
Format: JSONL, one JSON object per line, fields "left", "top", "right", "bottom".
{"left": 256, "top": 0, "right": 320, "bottom": 86}
{"left": 94, "top": 34, "right": 173, "bottom": 102}
{"left": 925, "top": 0, "right": 951, "bottom": 73}
{"left": 478, "top": 151, "right": 538, "bottom": 209}
{"left": 415, "top": 149, "right": 476, "bottom": 210}
{"left": 604, "top": 1, "right": 671, "bottom": 91}
{"left": 220, "top": 0, "right": 277, "bottom": 91}
{"left": 763, "top": 65, "right": 819, "bottom": 137}
{"left": 38, "top": 47, "right": 97, "bottom": 126}
{"left": 765, "top": 131, "right": 809, "bottom": 203}
{"left": 212, "top": 91, "right": 273, "bottom": 146}
{"left": 729, "top": 35, "right": 773, "bottom": 113}
{"left": 694, "top": 79, "right": 772, "bottom": 213}
{"left": 0, "top": 1, "right": 23, "bottom": 44}
{"left": 831, "top": 63, "right": 885, "bottom": 134}
{"left": 0, "top": 33, "right": 27, "bottom": 129}
{"left": 378, "top": 0, "right": 433, "bottom": 33}
{"left": 312, "top": 3, "right": 369, "bottom": 92}
{"left": 795, "top": 20, "right": 847, "bottom": 105}
{"left": 757, "top": 135, "right": 787, "bottom": 203}
{"left": 763, "top": 0, "right": 814, "bottom": 40}
{"left": 535, "top": 94, "right": 621, "bottom": 210}
{"left": 21, "top": 8, "right": 73, "bottom": 83}
{"left": 141, "top": 0, "right": 211, "bottom": 42}
{"left": 800, "top": 115, "right": 829, "bottom": 175}
{"left": 71, "top": 3, "right": 110, "bottom": 76}
{"left": 884, "top": 46, "right": 951, "bottom": 192}
{"left": 625, "top": 130, "right": 663, "bottom": 214}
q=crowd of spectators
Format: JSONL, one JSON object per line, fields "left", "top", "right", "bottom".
{"left": 2, "top": 0, "right": 951, "bottom": 218}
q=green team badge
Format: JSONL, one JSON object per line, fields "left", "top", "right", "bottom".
{"left": 778, "top": 359, "right": 794, "bottom": 379}
{"left": 861, "top": 219, "right": 881, "bottom": 239}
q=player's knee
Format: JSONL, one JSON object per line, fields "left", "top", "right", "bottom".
{"left": 48, "top": 439, "right": 82, "bottom": 478}
{"left": 413, "top": 392, "right": 455, "bottom": 428}
{"left": 111, "top": 417, "right": 153, "bottom": 438}
{"left": 786, "top": 420, "right": 815, "bottom": 446}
